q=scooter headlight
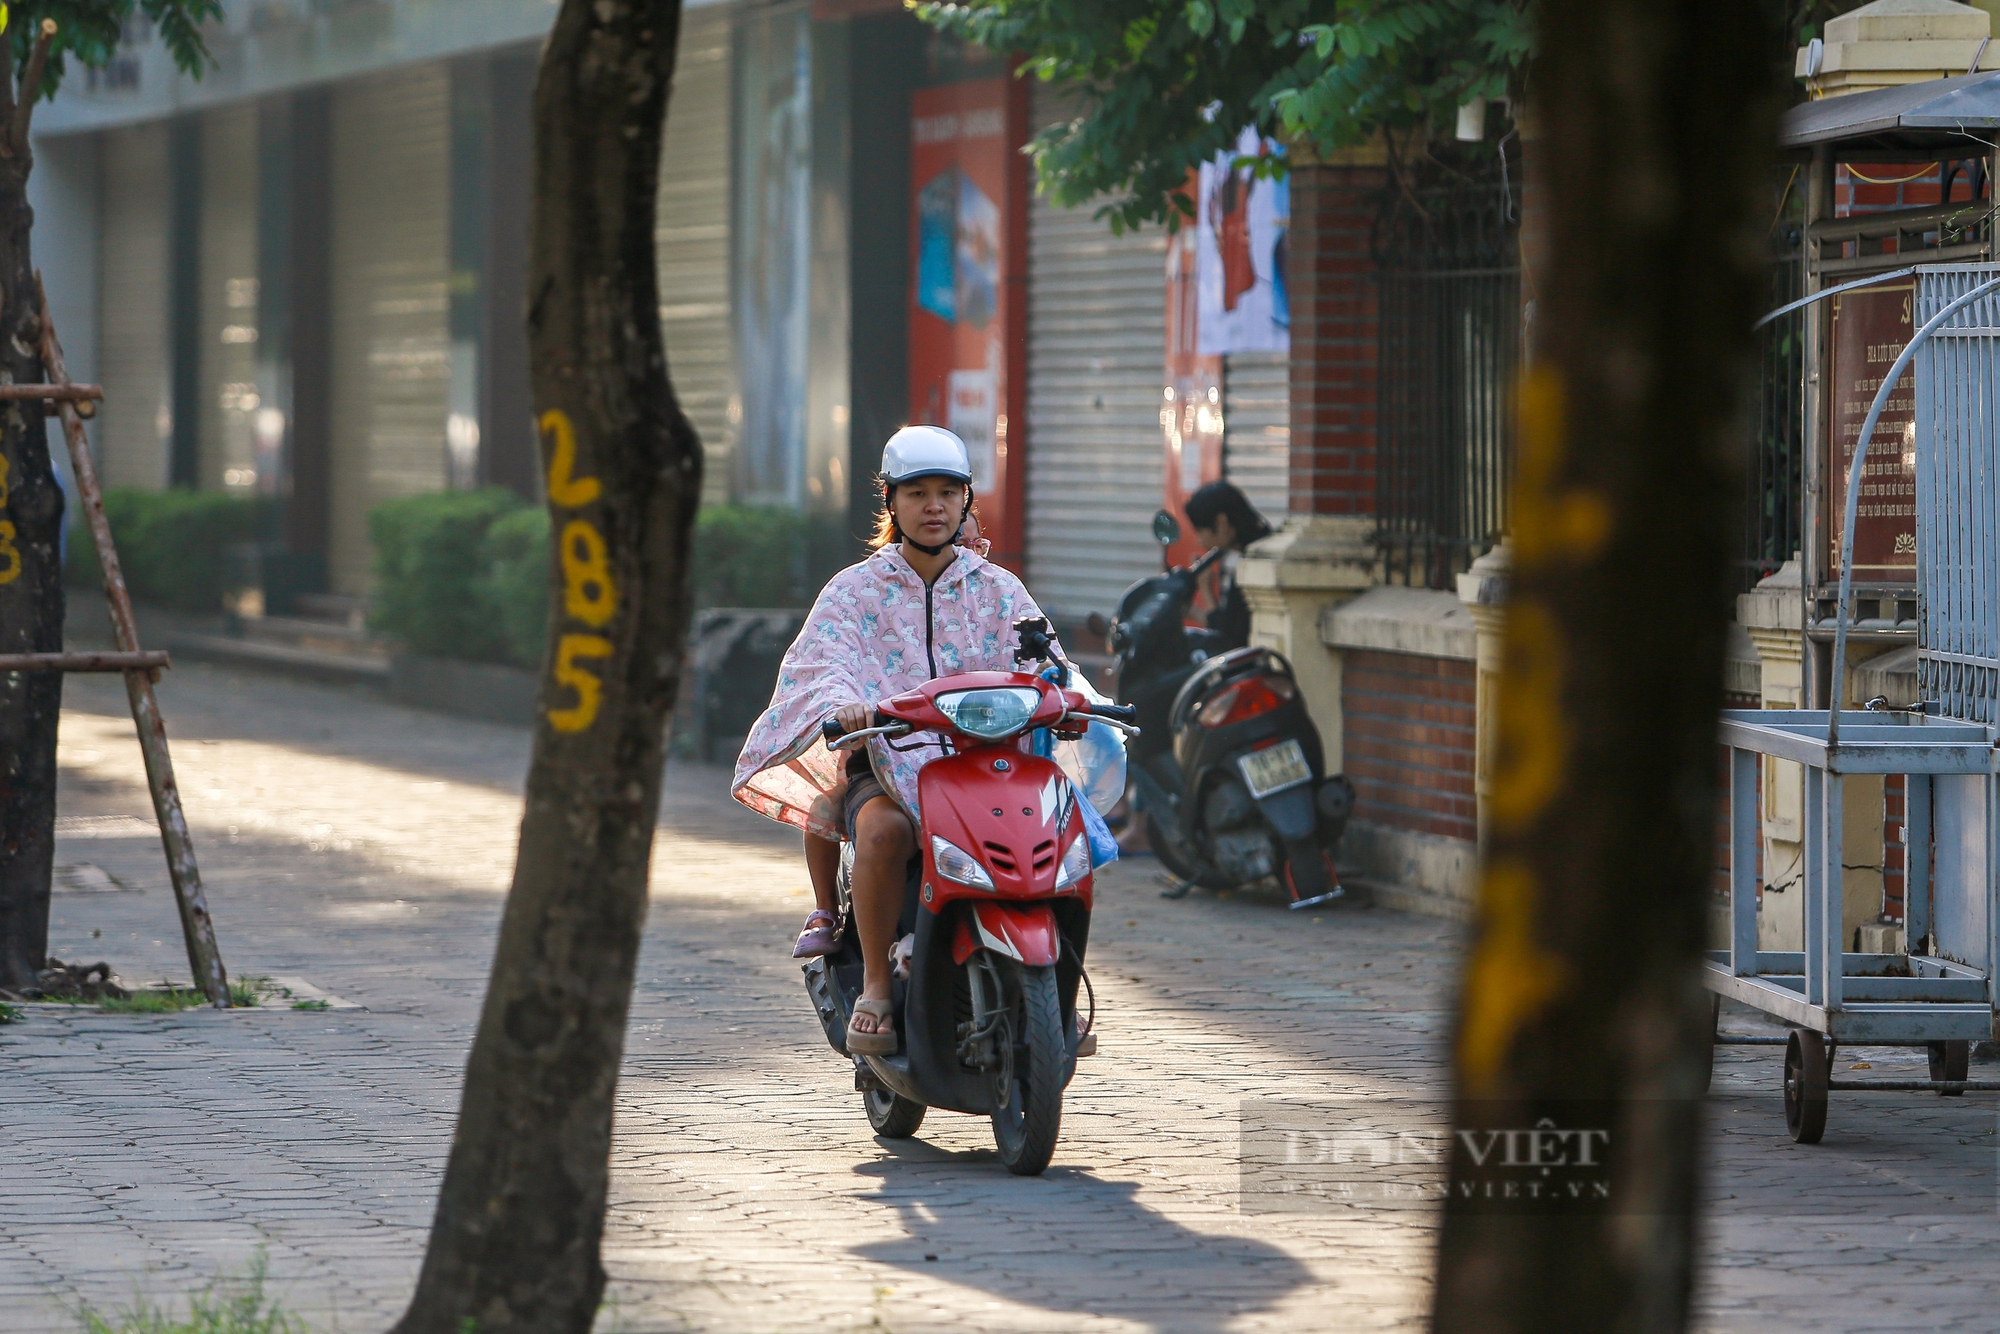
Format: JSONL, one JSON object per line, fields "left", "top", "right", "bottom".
{"left": 935, "top": 687, "right": 1041, "bottom": 739}
{"left": 931, "top": 834, "right": 995, "bottom": 890}
{"left": 1053, "top": 833, "right": 1092, "bottom": 889}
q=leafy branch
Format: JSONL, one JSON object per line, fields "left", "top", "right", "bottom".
{"left": 914, "top": 0, "right": 1533, "bottom": 233}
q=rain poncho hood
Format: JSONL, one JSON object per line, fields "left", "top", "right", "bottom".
{"left": 731, "top": 545, "right": 1056, "bottom": 838}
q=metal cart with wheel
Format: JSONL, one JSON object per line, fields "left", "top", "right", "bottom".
{"left": 1711, "top": 249, "right": 2000, "bottom": 1140}
{"left": 1709, "top": 709, "right": 1999, "bottom": 1142}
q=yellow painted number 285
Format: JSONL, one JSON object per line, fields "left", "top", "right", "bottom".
{"left": 0, "top": 454, "right": 19, "bottom": 586}
{"left": 540, "top": 409, "right": 618, "bottom": 732}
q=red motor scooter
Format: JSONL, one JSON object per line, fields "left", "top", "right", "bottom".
{"left": 804, "top": 622, "right": 1135, "bottom": 1175}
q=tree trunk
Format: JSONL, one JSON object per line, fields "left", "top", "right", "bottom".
{"left": 0, "top": 98, "right": 63, "bottom": 994}
{"left": 1431, "top": 4, "right": 1785, "bottom": 1332}
{"left": 392, "top": 3, "right": 698, "bottom": 1330}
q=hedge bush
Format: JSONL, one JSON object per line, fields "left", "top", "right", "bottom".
{"left": 67, "top": 487, "right": 819, "bottom": 663}
{"left": 367, "top": 488, "right": 525, "bottom": 663}
{"left": 688, "top": 504, "right": 810, "bottom": 610}
{"left": 67, "top": 489, "right": 270, "bottom": 613}
{"left": 366, "top": 495, "right": 815, "bottom": 669}
{"left": 477, "top": 507, "right": 551, "bottom": 670}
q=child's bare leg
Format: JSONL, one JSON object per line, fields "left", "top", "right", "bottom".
{"left": 792, "top": 830, "right": 845, "bottom": 958}
{"left": 804, "top": 830, "right": 840, "bottom": 915}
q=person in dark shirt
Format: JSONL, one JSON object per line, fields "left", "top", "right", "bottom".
{"left": 1182, "top": 480, "right": 1272, "bottom": 651}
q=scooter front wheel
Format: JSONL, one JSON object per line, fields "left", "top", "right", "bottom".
{"left": 990, "top": 962, "right": 1065, "bottom": 1175}
{"left": 863, "top": 1085, "right": 927, "bottom": 1138}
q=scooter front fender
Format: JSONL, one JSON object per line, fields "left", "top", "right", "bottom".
{"left": 957, "top": 901, "right": 1061, "bottom": 967}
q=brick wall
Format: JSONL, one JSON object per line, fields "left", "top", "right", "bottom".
{"left": 1288, "top": 162, "right": 1386, "bottom": 517}
{"left": 1342, "top": 649, "right": 1476, "bottom": 842}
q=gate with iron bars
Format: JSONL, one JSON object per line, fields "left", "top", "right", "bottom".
{"left": 1373, "top": 174, "right": 1520, "bottom": 589}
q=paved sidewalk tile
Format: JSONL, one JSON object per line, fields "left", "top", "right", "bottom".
{"left": 0, "top": 663, "right": 1993, "bottom": 1332}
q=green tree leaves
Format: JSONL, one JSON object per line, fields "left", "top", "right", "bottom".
{"left": 10, "top": 0, "right": 221, "bottom": 103}
{"left": 915, "top": 0, "right": 1532, "bottom": 233}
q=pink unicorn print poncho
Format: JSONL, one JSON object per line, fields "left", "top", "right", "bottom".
{"left": 731, "top": 544, "right": 1058, "bottom": 837}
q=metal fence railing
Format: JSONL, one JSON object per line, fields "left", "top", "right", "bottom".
{"left": 1741, "top": 232, "right": 1805, "bottom": 592}
{"left": 1374, "top": 187, "right": 1803, "bottom": 594}
{"left": 1914, "top": 263, "right": 2000, "bottom": 725}
{"left": 1374, "top": 177, "right": 1519, "bottom": 590}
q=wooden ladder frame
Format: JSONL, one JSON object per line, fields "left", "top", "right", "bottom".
{"left": 0, "top": 274, "right": 230, "bottom": 1006}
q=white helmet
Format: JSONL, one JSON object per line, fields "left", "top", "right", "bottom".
{"left": 881, "top": 425, "right": 972, "bottom": 486}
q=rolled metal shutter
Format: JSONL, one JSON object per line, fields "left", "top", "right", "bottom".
{"left": 197, "top": 103, "right": 260, "bottom": 494}
{"left": 97, "top": 121, "right": 173, "bottom": 492}
{"left": 656, "top": 3, "right": 735, "bottom": 507}
{"left": 329, "top": 63, "right": 451, "bottom": 595}
{"left": 1222, "top": 350, "right": 1289, "bottom": 526}
{"left": 1024, "top": 85, "right": 1168, "bottom": 621}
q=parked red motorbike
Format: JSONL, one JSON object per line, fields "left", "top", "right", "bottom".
{"left": 804, "top": 623, "right": 1135, "bottom": 1175}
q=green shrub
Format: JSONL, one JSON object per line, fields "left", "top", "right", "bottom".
{"left": 478, "top": 507, "right": 552, "bottom": 670}
{"left": 689, "top": 504, "right": 810, "bottom": 609}
{"left": 367, "top": 496, "right": 812, "bottom": 669}
{"left": 68, "top": 489, "right": 269, "bottom": 613}
{"left": 367, "top": 488, "right": 526, "bottom": 662}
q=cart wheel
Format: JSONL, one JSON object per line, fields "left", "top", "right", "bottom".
{"left": 1784, "top": 1030, "right": 1828, "bottom": 1144}
{"left": 1928, "top": 1040, "right": 1969, "bottom": 1096}
{"left": 1700, "top": 994, "right": 1719, "bottom": 1095}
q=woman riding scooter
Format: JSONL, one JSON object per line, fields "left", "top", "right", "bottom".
{"left": 731, "top": 427, "right": 1063, "bottom": 1057}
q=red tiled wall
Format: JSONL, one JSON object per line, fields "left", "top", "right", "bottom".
{"left": 1288, "top": 162, "right": 1386, "bottom": 517}
{"left": 1835, "top": 160, "right": 1987, "bottom": 216}
{"left": 1342, "top": 649, "right": 1476, "bottom": 842}
{"left": 1832, "top": 160, "right": 1990, "bottom": 263}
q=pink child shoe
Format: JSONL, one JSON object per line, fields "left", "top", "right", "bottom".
{"left": 793, "top": 909, "right": 841, "bottom": 959}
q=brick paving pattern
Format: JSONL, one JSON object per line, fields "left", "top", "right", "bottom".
{"left": 0, "top": 663, "right": 1994, "bottom": 1332}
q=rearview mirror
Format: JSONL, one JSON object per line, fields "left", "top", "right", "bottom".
{"left": 1152, "top": 509, "right": 1181, "bottom": 547}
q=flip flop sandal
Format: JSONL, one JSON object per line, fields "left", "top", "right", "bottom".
{"left": 846, "top": 996, "right": 897, "bottom": 1056}
{"left": 792, "top": 909, "right": 841, "bottom": 959}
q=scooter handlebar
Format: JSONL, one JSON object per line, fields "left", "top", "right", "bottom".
{"left": 1086, "top": 702, "right": 1138, "bottom": 724}
{"left": 1188, "top": 544, "right": 1227, "bottom": 578}
{"left": 821, "top": 712, "right": 912, "bottom": 750}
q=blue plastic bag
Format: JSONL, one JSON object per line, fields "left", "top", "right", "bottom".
{"left": 1034, "top": 668, "right": 1124, "bottom": 868}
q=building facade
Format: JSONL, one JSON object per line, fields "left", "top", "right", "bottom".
{"left": 39, "top": 0, "right": 1295, "bottom": 619}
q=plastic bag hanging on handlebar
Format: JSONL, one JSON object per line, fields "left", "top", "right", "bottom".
{"left": 1034, "top": 668, "right": 1125, "bottom": 868}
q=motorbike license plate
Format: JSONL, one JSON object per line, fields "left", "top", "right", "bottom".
{"left": 1238, "top": 739, "right": 1311, "bottom": 799}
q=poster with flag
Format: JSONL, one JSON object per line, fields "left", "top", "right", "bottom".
{"left": 1196, "top": 126, "right": 1290, "bottom": 357}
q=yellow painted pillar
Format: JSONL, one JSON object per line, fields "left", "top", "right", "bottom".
{"left": 1455, "top": 541, "right": 1512, "bottom": 850}
{"left": 1237, "top": 515, "right": 1376, "bottom": 770}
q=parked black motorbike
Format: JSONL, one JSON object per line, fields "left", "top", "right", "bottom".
{"left": 1093, "top": 510, "right": 1354, "bottom": 909}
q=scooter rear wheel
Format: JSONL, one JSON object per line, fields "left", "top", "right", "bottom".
{"left": 990, "top": 962, "right": 1065, "bottom": 1175}
{"left": 863, "top": 1085, "right": 927, "bottom": 1138}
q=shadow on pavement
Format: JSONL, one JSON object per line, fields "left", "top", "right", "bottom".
{"left": 846, "top": 1142, "right": 1318, "bottom": 1329}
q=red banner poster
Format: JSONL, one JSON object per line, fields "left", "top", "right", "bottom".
{"left": 1161, "top": 212, "right": 1223, "bottom": 571}
{"left": 1827, "top": 280, "right": 1917, "bottom": 584}
{"left": 908, "top": 79, "right": 1027, "bottom": 568}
